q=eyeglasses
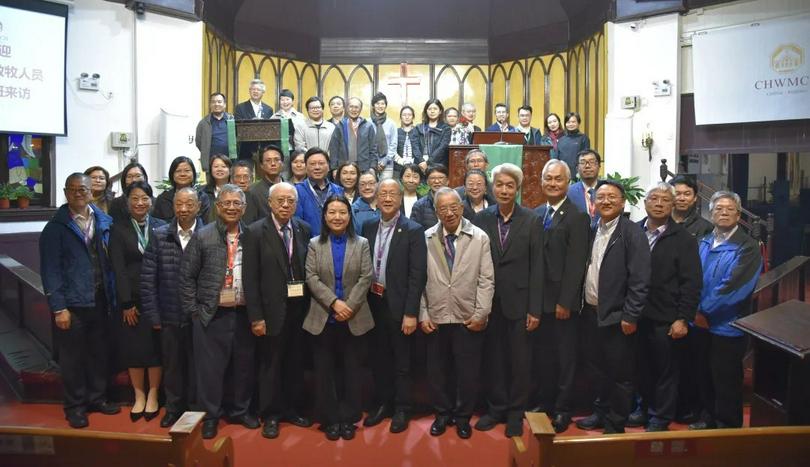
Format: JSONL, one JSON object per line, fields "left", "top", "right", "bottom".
{"left": 66, "top": 187, "right": 90, "bottom": 194}
{"left": 271, "top": 197, "right": 296, "bottom": 206}
{"left": 579, "top": 159, "right": 598, "bottom": 167}
{"left": 377, "top": 192, "right": 399, "bottom": 200}
{"left": 359, "top": 181, "right": 377, "bottom": 188}
{"left": 713, "top": 207, "right": 738, "bottom": 214}
{"left": 596, "top": 195, "right": 622, "bottom": 203}
{"left": 437, "top": 205, "right": 461, "bottom": 215}
{"left": 217, "top": 201, "right": 244, "bottom": 208}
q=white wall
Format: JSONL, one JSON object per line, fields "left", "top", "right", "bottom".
{"left": 605, "top": 13, "right": 681, "bottom": 219}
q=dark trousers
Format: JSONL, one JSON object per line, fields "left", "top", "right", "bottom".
{"left": 637, "top": 319, "right": 680, "bottom": 425}
{"left": 312, "top": 323, "right": 366, "bottom": 426}
{"left": 692, "top": 327, "right": 747, "bottom": 428}
{"left": 482, "top": 310, "right": 532, "bottom": 420}
{"left": 533, "top": 312, "right": 578, "bottom": 415}
{"left": 192, "top": 307, "right": 255, "bottom": 420}
{"left": 677, "top": 328, "right": 701, "bottom": 418}
{"left": 161, "top": 323, "right": 196, "bottom": 415}
{"left": 426, "top": 323, "right": 484, "bottom": 421}
{"left": 256, "top": 300, "right": 307, "bottom": 421}
{"left": 368, "top": 294, "right": 413, "bottom": 412}
{"left": 56, "top": 302, "right": 109, "bottom": 416}
{"left": 579, "top": 305, "right": 636, "bottom": 430}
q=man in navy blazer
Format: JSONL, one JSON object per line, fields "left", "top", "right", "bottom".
{"left": 234, "top": 79, "right": 274, "bottom": 160}
{"left": 576, "top": 180, "right": 650, "bottom": 434}
{"left": 473, "top": 163, "right": 544, "bottom": 438}
{"left": 533, "top": 160, "right": 590, "bottom": 433}
{"left": 485, "top": 103, "right": 517, "bottom": 132}
{"left": 567, "top": 149, "right": 602, "bottom": 228}
{"left": 361, "top": 179, "right": 428, "bottom": 433}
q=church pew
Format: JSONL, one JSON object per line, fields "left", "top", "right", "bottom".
{"left": 0, "top": 411, "right": 233, "bottom": 467}
{"left": 509, "top": 412, "right": 810, "bottom": 467}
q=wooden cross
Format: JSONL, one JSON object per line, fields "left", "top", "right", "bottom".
{"left": 387, "top": 62, "right": 421, "bottom": 105}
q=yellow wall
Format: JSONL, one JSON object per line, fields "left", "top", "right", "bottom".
{"left": 203, "top": 26, "right": 607, "bottom": 156}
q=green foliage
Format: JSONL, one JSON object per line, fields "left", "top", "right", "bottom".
{"left": 0, "top": 183, "right": 11, "bottom": 199}
{"left": 11, "top": 185, "right": 33, "bottom": 199}
{"left": 605, "top": 172, "right": 644, "bottom": 206}
{"left": 416, "top": 183, "right": 431, "bottom": 197}
{"left": 155, "top": 178, "right": 174, "bottom": 191}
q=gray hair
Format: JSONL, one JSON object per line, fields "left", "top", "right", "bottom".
{"left": 65, "top": 172, "right": 91, "bottom": 188}
{"left": 216, "top": 183, "right": 246, "bottom": 204}
{"left": 434, "top": 186, "right": 462, "bottom": 205}
{"left": 175, "top": 186, "right": 199, "bottom": 202}
{"left": 348, "top": 96, "right": 363, "bottom": 109}
{"left": 541, "top": 159, "right": 571, "bottom": 181}
{"left": 464, "top": 149, "right": 488, "bottom": 166}
{"left": 375, "top": 178, "right": 403, "bottom": 197}
{"left": 645, "top": 181, "right": 675, "bottom": 200}
{"left": 491, "top": 163, "right": 524, "bottom": 188}
{"left": 249, "top": 79, "right": 266, "bottom": 92}
{"left": 268, "top": 181, "right": 298, "bottom": 200}
{"left": 461, "top": 103, "right": 476, "bottom": 112}
{"left": 709, "top": 190, "right": 742, "bottom": 212}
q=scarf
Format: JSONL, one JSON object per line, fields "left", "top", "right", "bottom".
{"left": 372, "top": 112, "right": 389, "bottom": 161}
{"left": 548, "top": 129, "right": 563, "bottom": 149}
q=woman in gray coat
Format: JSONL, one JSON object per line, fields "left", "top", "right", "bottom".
{"left": 303, "top": 195, "right": 373, "bottom": 441}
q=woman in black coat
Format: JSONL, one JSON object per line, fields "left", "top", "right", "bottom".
{"left": 394, "top": 106, "right": 423, "bottom": 175}
{"left": 416, "top": 99, "right": 451, "bottom": 171}
{"left": 556, "top": 112, "right": 591, "bottom": 178}
{"left": 151, "top": 156, "right": 211, "bottom": 223}
{"left": 108, "top": 161, "right": 148, "bottom": 224}
{"left": 109, "top": 181, "right": 166, "bottom": 422}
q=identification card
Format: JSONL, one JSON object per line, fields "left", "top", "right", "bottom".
{"left": 287, "top": 281, "right": 305, "bottom": 298}
{"left": 370, "top": 282, "right": 385, "bottom": 296}
{"left": 219, "top": 287, "right": 237, "bottom": 306}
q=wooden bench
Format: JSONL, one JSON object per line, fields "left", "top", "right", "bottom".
{"left": 509, "top": 412, "right": 810, "bottom": 467}
{"left": 0, "top": 411, "right": 233, "bottom": 467}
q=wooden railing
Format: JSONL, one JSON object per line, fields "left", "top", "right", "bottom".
{"left": 752, "top": 256, "right": 809, "bottom": 312}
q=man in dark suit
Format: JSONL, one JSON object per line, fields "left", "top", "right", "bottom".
{"left": 485, "top": 103, "right": 517, "bottom": 132}
{"left": 516, "top": 105, "right": 544, "bottom": 145}
{"left": 362, "top": 178, "right": 428, "bottom": 433}
{"left": 243, "top": 182, "right": 313, "bottom": 439}
{"left": 233, "top": 79, "right": 274, "bottom": 161}
{"left": 473, "top": 163, "right": 544, "bottom": 438}
{"left": 567, "top": 149, "right": 602, "bottom": 228}
{"left": 576, "top": 180, "right": 650, "bottom": 434}
{"left": 532, "top": 160, "right": 590, "bottom": 433}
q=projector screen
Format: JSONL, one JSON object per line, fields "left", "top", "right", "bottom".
{"left": 0, "top": 0, "right": 67, "bottom": 135}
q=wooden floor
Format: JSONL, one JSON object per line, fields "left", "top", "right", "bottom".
{"left": 0, "top": 380, "right": 749, "bottom": 467}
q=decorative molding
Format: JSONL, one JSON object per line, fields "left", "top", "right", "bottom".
{"left": 320, "top": 38, "right": 489, "bottom": 65}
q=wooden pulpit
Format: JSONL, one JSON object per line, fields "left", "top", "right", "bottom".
{"left": 234, "top": 119, "right": 287, "bottom": 161}
{"left": 732, "top": 299, "right": 810, "bottom": 426}
{"left": 449, "top": 144, "right": 551, "bottom": 209}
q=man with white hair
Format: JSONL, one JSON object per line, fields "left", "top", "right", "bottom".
{"left": 243, "top": 182, "right": 313, "bottom": 439}
{"left": 234, "top": 79, "right": 275, "bottom": 160}
{"left": 634, "top": 182, "right": 702, "bottom": 432}
{"left": 473, "top": 163, "right": 544, "bottom": 438}
{"left": 689, "top": 190, "right": 761, "bottom": 430}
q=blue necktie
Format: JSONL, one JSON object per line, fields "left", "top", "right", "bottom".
{"left": 544, "top": 207, "right": 555, "bottom": 230}
{"left": 444, "top": 234, "right": 457, "bottom": 272}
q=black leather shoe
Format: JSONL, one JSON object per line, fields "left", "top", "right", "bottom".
{"left": 130, "top": 410, "right": 144, "bottom": 422}
{"left": 160, "top": 412, "right": 181, "bottom": 428}
{"left": 505, "top": 417, "right": 524, "bottom": 438}
{"left": 144, "top": 409, "right": 160, "bottom": 422}
{"left": 202, "top": 419, "right": 218, "bottom": 439}
{"left": 474, "top": 414, "right": 502, "bottom": 432}
{"left": 646, "top": 423, "right": 669, "bottom": 432}
{"left": 324, "top": 424, "right": 341, "bottom": 441}
{"left": 688, "top": 420, "right": 717, "bottom": 430}
{"left": 262, "top": 420, "right": 280, "bottom": 439}
{"left": 390, "top": 411, "right": 409, "bottom": 433}
{"left": 284, "top": 413, "right": 313, "bottom": 428}
{"left": 88, "top": 402, "right": 121, "bottom": 415}
{"left": 363, "top": 405, "right": 392, "bottom": 427}
{"left": 552, "top": 413, "right": 572, "bottom": 433}
{"left": 675, "top": 411, "right": 699, "bottom": 425}
{"left": 229, "top": 414, "right": 260, "bottom": 429}
{"left": 575, "top": 413, "right": 604, "bottom": 430}
{"left": 456, "top": 420, "right": 472, "bottom": 439}
{"left": 340, "top": 423, "right": 356, "bottom": 441}
{"left": 430, "top": 415, "right": 449, "bottom": 436}
{"left": 626, "top": 408, "right": 648, "bottom": 428}
{"left": 66, "top": 412, "right": 89, "bottom": 429}
{"left": 603, "top": 424, "right": 625, "bottom": 434}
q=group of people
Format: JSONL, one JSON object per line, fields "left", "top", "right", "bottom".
{"left": 41, "top": 87, "right": 761, "bottom": 445}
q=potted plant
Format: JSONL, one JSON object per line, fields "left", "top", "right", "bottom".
{"left": 13, "top": 185, "right": 34, "bottom": 209}
{"left": 605, "top": 172, "right": 644, "bottom": 207}
{"left": 0, "top": 184, "right": 10, "bottom": 209}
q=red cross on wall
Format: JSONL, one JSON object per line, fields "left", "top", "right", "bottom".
{"left": 387, "top": 62, "right": 421, "bottom": 105}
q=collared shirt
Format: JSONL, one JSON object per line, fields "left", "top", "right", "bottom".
{"left": 308, "top": 178, "right": 330, "bottom": 206}
{"left": 374, "top": 215, "right": 399, "bottom": 286}
{"left": 250, "top": 100, "right": 263, "bottom": 119}
{"left": 210, "top": 114, "right": 229, "bottom": 155}
{"left": 272, "top": 213, "right": 295, "bottom": 277}
{"left": 712, "top": 225, "right": 739, "bottom": 249}
{"left": 583, "top": 181, "right": 598, "bottom": 219}
{"left": 220, "top": 230, "right": 245, "bottom": 306}
{"left": 442, "top": 222, "right": 464, "bottom": 249}
{"left": 404, "top": 194, "right": 418, "bottom": 218}
{"left": 495, "top": 205, "right": 514, "bottom": 249}
{"left": 177, "top": 219, "right": 196, "bottom": 250}
{"left": 69, "top": 207, "right": 95, "bottom": 243}
{"left": 544, "top": 197, "right": 567, "bottom": 223}
{"left": 585, "top": 216, "right": 620, "bottom": 306}
{"left": 643, "top": 220, "right": 668, "bottom": 251}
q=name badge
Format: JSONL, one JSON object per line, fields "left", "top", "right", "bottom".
{"left": 287, "top": 281, "right": 305, "bottom": 298}
{"left": 219, "top": 287, "right": 237, "bottom": 306}
{"left": 370, "top": 282, "right": 385, "bottom": 297}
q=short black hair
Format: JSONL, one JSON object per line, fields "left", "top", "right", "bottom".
{"left": 328, "top": 95, "right": 345, "bottom": 106}
{"left": 670, "top": 175, "right": 698, "bottom": 194}
{"left": 494, "top": 103, "right": 507, "bottom": 111}
{"left": 168, "top": 156, "right": 197, "bottom": 189}
{"left": 577, "top": 149, "right": 601, "bottom": 165}
{"left": 210, "top": 92, "right": 226, "bottom": 102}
{"left": 371, "top": 92, "right": 387, "bottom": 106}
{"left": 318, "top": 195, "right": 355, "bottom": 243}
{"left": 260, "top": 145, "right": 284, "bottom": 164}
{"left": 400, "top": 163, "right": 422, "bottom": 180}
{"left": 518, "top": 105, "right": 533, "bottom": 114}
{"left": 124, "top": 180, "right": 154, "bottom": 199}
{"left": 279, "top": 88, "right": 294, "bottom": 100}
{"left": 565, "top": 111, "right": 581, "bottom": 124}
{"left": 426, "top": 164, "right": 449, "bottom": 179}
{"left": 304, "top": 147, "right": 330, "bottom": 165}
{"left": 305, "top": 96, "right": 324, "bottom": 110}
{"left": 596, "top": 179, "right": 625, "bottom": 199}
{"left": 120, "top": 161, "right": 149, "bottom": 192}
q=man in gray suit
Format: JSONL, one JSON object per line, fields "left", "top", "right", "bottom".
{"left": 195, "top": 92, "right": 234, "bottom": 169}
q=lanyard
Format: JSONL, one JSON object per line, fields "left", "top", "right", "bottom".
{"left": 375, "top": 215, "right": 399, "bottom": 277}
{"left": 225, "top": 231, "right": 239, "bottom": 288}
{"left": 131, "top": 216, "right": 150, "bottom": 254}
{"left": 70, "top": 210, "right": 93, "bottom": 246}
{"left": 307, "top": 180, "right": 328, "bottom": 208}
{"left": 584, "top": 185, "right": 596, "bottom": 218}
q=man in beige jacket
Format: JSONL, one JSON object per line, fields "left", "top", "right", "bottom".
{"left": 420, "top": 187, "right": 495, "bottom": 440}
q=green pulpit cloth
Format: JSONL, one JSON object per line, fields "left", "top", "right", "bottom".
{"left": 226, "top": 118, "right": 238, "bottom": 160}
{"left": 480, "top": 144, "right": 523, "bottom": 203}
{"left": 279, "top": 117, "right": 290, "bottom": 157}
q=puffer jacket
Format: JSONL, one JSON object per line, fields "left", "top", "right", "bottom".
{"left": 410, "top": 193, "right": 438, "bottom": 231}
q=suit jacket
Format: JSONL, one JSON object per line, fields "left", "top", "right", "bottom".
{"left": 303, "top": 235, "right": 374, "bottom": 336}
{"left": 518, "top": 127, "right": 544, "bottom": 145}
{"left": 589, "top": 215, "right": 650, "bottom": 326}
{"left": 243, "top": 215, "right": 311, "bottom": 336}
{"left": 361, "top": 215, "right": 427, "bottom": 321}
{"left": 474, "top": 204, "right": 544, "bottom": 319}
{"left": 567, "top": 180, "right": 601, "bottom": 228}
{"left": 535, "top": 198, "right": 590, "bottom": 314}
{"left": 234, "top": 100, "right": 274, "bottom": 120}
{"left": 109, "top": 216, "right": 167, "bottom": 311}
{"left": 485, "top": 123, "right": 517, "bottom": 132}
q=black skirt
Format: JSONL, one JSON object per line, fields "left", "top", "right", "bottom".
{"left": 117, "top": 301, "right": 161, "bottom": 368}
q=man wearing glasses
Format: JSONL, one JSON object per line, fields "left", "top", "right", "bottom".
{"left": 567, "top": 149, "right": 602, "bottom": 228}
{"left": 180, "top": 184, "right": 259, "bottom": 439}
{"left": 250, "top": 145, "right": 286, "bottom": 219}
{"left": 40, "top": 173, "right": 121, "bottom": 429}
{"left": 294, "top": 96, "right": 336, "bottom": 154}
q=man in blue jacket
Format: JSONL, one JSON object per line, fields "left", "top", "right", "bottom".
{"left": 689, "top": 190, "right": 761, "bottom": 430}
{"left": 40, "top": 173, "right": 121, "bottom": 429}
{"left": 294, "top": 148, "right": 344, "bottom": 237}
{"left": 567, "top": 149, "right": 601, "bottom": 229}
